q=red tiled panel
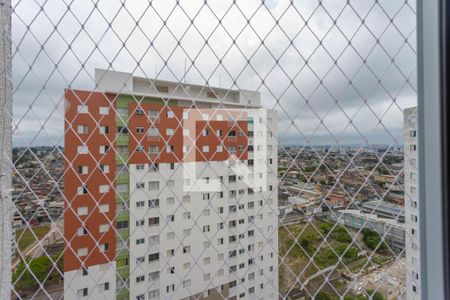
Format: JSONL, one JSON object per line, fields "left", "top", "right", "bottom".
{"left": 64, "top": 89, "right": 116, "bottom": 272}
{"left": 127, "top": 102, "right": 248, "bottom": 164}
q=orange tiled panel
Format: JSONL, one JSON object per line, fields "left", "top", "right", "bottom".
{"left": 127, "top": 102, "right": 248, "bottom": 164}
{"left": 63, "top": 89, "right": 117, "bottom": 272}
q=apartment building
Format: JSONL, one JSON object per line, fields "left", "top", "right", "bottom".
{"left": 404, "top": 107, "right": 420, "bottom": 300}
{"left": 63, "top": 69, "right": 278, "bottom": 300}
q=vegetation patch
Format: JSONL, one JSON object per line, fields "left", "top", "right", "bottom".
{"left": 15, "top": 224, "right": 51, "bottom": 252}
{"left": 13, "top": 252, "right": 63, "bottom": 296}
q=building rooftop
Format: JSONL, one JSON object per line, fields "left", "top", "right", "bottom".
{"left": 361, "top": 200, "right": 405, "bottom": 220}
{"left": 94, "top": 68, "right": 261, "bottom": 108}
{"left": 334, "top": 209, "right": 405, "bottom": 229}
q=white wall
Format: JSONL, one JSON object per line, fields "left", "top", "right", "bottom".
{"left": 127, "top": 109, "right": 278, "bottom": 299}
{"left": 64, "top": 262, "right": 116, "bottom": 300}
{"left": 404, "top": 107, "right": 420, "bottom": 300}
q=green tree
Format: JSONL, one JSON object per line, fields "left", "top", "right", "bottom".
{"left": 362, "top": 229, "right": 388, "bottom": 252}
{"left": 367, "top": 289, "right": 385, "bottom": 300}
{"left": 332, "top": 226, "right": 352, "bottom": 243}
{"left": 304, "top": 166, "right": 315, "bottom": 173}
{"left": 13, "top": 256, "right": 52, "bottom": 291}
{"left": 316, "top": 291, "right": 332, "bottom": 300}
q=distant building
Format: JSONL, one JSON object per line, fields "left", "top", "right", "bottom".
{"left": 373, "top": 174, "right": 396, "bottom": 184}
{"left": 329, "top": 209, "right": 405, "bottom": 253}
{"left": 361, "top": 200, "right": 405, "bottom": 222}
{"left": 353, "top": 258, "right": 406, "bottom": 300}
{"left": 278, "top": 205, "right": 293, "bottom": 218}
{"left": 404, "top": 107, "right": 420, "bottom": 299}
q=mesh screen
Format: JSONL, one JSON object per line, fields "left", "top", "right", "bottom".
{"left": 2, "top": 0, "right": 417, "bottom": 299}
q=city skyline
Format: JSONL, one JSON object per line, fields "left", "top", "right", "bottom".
{"left": 12, "top": 0, "right": 416, "bottom": 147}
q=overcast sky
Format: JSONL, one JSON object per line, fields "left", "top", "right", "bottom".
{"left": 11, "top": 0, "right": 417, "bottom": 147}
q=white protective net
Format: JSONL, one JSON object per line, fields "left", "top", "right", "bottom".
{"left": 2, "top": 0, "right": 418, "bottom": 299}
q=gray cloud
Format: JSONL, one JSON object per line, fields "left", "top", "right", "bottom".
{"left": 11, "top": 0, "right": 417, "bottom": 146}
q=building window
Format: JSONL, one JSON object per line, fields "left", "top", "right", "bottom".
{"left": 77, "top": 227, "right": 87, "bottom": 236}
{"left": 148, "top": 289, "right": 160, "bottom": 299}
{"left": 183, "top": 279, "right": 191, "bottom": 287}
{"left": 166, "top": 128, "right": 174, "bottom": 136}
{"left": 100, "top": 282, "right": 109, "bottom": 291}
{"left": 99, "top": 204, "right": 109, "bottom": 213}
{"left": 99, "top": 145, "right": 109, "bottom": 154}
{"left": 99, "top": 106, "right": 109, "bottom": 115}
{"left": 116, "top": 220, "right": 129, "bottom": 229}
{"left": 149, "top": 235, "right": 159, "bottom": 246}
{"left": 78, "top": 104, "right": 88, "bottom": 114}
{"left": 148, "top": 217, "right": 160, "bottom": 226}
{"left": 78, "top": 165, "right": 88, "bottom": 174}
{"left": 77, "top": 145, "right": 88, "bottom": 154}
{"left": 77, "top": 125, "right": 88, "bottom": 134}
{"left": 79, "top": 267, "right": 88, "bottom": 276}
{"left": 148, "top": 110, "right": 159, "bottom": 119}
{"left": 148, "top": 181, "right": 159, "bottom": 190}
{"left": 166, "top": 145, "right": 175, "bottom": 153}
{"left": 148, "top": 198, "right": 160, "bottom": 208}
{"left": 149, "top": 163, "right": 159, "bottom": 171}
{"left": 99, "top": 243, "right": 109, "bottom": 252}
{"left": 166, "top": 284, "right": 175, "bottom": 293}
{"left": 100, "top": 165, "right": 109, "bottom": 173}
{"left": 136, "top": 127, "right": 145, "bottom": 134}
{"left": 77, "top": 185, "right": 88, "bottom": 195}
{"left": 99, "top": 184, "right": 109, "bottom": 194}
{"left": 77, "top": 288, "right": 88, "bottom": 298}
{"left": 77, "top": 248, "right": 88, "bottom": 257}
{"left": 99, "top": 224, "right": 109, "bottom": 233}
{"left": 148, "top": 127, "right": 159, "bottom": 137}
{"left": 99, "top": 125, "right": 109, "bottom": 134}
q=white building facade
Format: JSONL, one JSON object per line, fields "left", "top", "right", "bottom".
{"left": 404, "top": 107, "right": 420, "bottom": 300}
{"left": 64, "top": 69, "right": 278, "bottom": 300}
